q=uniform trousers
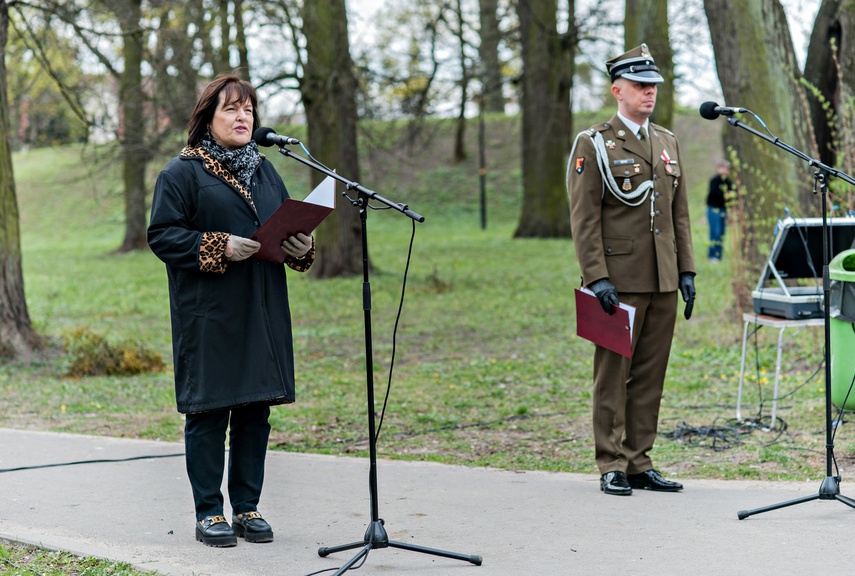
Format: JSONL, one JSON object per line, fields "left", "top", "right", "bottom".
{"left": 184, "top": 403, "right": 271, "bottom": 521}
{"left": 593, "top": 291, "right": 677, "bottom": 475}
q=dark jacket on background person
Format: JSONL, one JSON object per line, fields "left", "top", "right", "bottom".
{"left": 148, "top": 147, "right": 314, "bottom": 413}
{"left": 706, "top": 173, "right": 733, "bottom": 210}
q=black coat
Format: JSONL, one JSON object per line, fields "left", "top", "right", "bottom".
{"left": 148, "top": 147, "right": 313, "bottom": 414}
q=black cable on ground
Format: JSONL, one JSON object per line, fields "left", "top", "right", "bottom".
{"left": 0, "top": 452, "right": 184, "bottom": 474}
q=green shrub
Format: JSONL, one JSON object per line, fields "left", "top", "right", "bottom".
{"left": 62, "top": 328, "right": 165, "bottom": 377}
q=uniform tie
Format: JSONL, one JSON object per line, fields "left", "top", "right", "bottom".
{"left": 638, "top": 126, "right": 651, "bottom": 157}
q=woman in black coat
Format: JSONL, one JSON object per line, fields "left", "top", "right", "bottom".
{"left": 148, "top": 75, "right": 314, "bottom": 548}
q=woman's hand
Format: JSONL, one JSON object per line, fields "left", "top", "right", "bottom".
{"left": 226, "top": 235, "right": 261, "bottom": 261}
{"left": 281, "top": 233, "right": 313, "bottom": 259}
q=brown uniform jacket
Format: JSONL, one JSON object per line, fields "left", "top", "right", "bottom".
{"left": 568, "top": 114, "right": 695, "bottom": 293}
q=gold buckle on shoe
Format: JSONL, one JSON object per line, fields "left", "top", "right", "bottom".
{"left": 202, "top": 515, "right": 228, "bottom": 527}
{"left": 240, "top": 511, "right": 263, "bottom": 521}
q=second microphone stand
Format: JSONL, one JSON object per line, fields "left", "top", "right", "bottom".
{"left": 717, "top": 112, "right": 855, "bottom": 519}
{"left": 271, "top": 144, "right": 483, "bottom": 574}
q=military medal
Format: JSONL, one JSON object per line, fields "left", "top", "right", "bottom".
{"left": 622, "top": 178, "right": 632, "bottom": 191}
{"left": 633, "top": 163, "right": 641, "bottom": 174}
{"left": 665, "top": 164, "right": 673, "bottom": 174}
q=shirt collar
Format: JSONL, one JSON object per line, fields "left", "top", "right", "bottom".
{"left": 617, "top": 112, "right": 649, "bottom": 138}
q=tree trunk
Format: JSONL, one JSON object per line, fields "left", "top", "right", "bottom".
{"left": 152, "top": 4, "right": 199, "bottom": 134}
{"left": 803, "top": 0, "right": 841, "bottom": 169}
{"left": 479, "top": 0, "right": 504, "bottom": 113}
{"left": 513, "top": 0, "right": 573, "bottom": 238}
{"left": 116, "top": 0, "right": 148, "bottom": 252}
{"left": 704, "top": 0, "right": 815, "bottom": 275}
{"left": 803, "top": 0, "right": 855, "bottom": 205}
{"left": 217, "top": 0, "right": 230, "bottom": 73}
{"left": 624, "top": 0, "right": 674, "bottom": 129}
{"left": 234, "top": 0, "right": 250, "bottom": 78}
{"left": 453, "top": 0, "right": 468, "bottom": 163}
{"left": 0, "top": 0, "right": 39, "bottom": 360}
{"left": 829, "top": 2, "right": 855, "bottom": 197}
{"left": 301, "top": 0, "right": 362, "bottom": 278}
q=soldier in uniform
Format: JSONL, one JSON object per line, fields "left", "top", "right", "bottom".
{"left": 567, "top": 44, "right": 696, "bottom": 496}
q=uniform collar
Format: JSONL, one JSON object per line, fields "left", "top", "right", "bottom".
{"left": 610, "top": 114, "right": 651, "bottom": 163}
{"left": 616, "top": 111, "right": 649, "bottom": 139}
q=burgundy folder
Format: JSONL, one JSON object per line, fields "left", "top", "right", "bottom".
{"left": 574, "top": 288, "right": 635, "bottom": 358}
{"left": 251, "top": 176, "right": 336, "bottom": 263}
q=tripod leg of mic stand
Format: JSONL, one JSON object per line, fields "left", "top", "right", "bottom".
{"left": 319, "top": 519, "right": 389, "bottom": 557}
{"left": 319, "top": 518, "right": 482, "bottom": 568}
{"left": 318, "top": 540, "right": 369, "bottom": 557}
{"left": 323, "top": 543, "right": 372, "bottom": 576}
{"left": 737, "top": 492, "right": 820, "bottom": 520}
{"left": 738, "top": 475, "right": 852, "bottom": 519}
{"left": 389, "top": 540, "right": 483, "bottom": 565}
{"left": 835, "top": 494, "right": 855, "bottom": 508}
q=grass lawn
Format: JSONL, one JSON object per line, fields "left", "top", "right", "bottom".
{"left": 4, "top": 109, "right": 852, "bottom": 488}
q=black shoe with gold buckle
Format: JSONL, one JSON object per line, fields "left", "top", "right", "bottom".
{"left": 232, "top": 511, "right": 274, "bottom": 543}
{"left": 196, "top": 515, "right": 237, "bottom": 547}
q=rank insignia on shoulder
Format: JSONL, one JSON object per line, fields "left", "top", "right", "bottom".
{"left": 575, "top": 157, "right": 585, "bottom": 174}
{"left": 606, "top": 140, "right": 616, "bottom": 149}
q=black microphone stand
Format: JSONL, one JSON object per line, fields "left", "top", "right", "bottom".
{"left": 270, "top": 144, "right": 483, "bottom": 573}
{"left": 714, "top": 112, "right": 855, "bottom": 519}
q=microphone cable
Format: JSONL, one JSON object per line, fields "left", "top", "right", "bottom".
{"left": 291, "top": 142, "right": 420, "bottom": 443}
{"left": 0, "top": 451, "right": 184, "bottom": 474}
{"left": 376, "top": 218, "right": 417, "bottom": 442}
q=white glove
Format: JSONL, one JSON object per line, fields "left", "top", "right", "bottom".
{"left": 281, "top": 233, "right": 313, "bottom": 259}
{"left": 225, "top": 235, "right": 261, "bottom": 261}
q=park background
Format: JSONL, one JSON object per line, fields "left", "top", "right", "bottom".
{"left": 1, "top": 0, "right": 848, "bottom": 484}
{"left": 4, "top": 0, "right": 855, "bottom": 571}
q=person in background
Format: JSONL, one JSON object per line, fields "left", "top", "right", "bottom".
{"left": 567, "top": 44, "right": 696, "bottom": 496}
{"left": 706, "top": 160, "right": 735, "bottom": 262}
{"left": 148, "top": 74, "right": 314, "bottom": 547}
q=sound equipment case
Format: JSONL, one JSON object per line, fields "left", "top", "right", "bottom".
{"left": 752, "top": 216, "right": 855, "bottom": 319}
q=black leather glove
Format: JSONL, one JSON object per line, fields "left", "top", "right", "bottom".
{"left": 589, "top": 279, "right": 620, "bottom": 315}
{"left": 679, "top": 273, "right": 696, "bottom": 320}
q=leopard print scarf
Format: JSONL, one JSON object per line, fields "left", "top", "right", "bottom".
{"left": 201, "top": 135, "right": 262, "bottom": 191}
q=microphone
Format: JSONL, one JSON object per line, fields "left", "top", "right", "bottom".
{"left": 252, "top": 126, "right": 301, "bottom": 147}
{"left": 699, "top": 101, "right": 748, "bottom": 120}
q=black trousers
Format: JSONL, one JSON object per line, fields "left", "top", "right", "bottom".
{"left": 184, "top": 404, "right": 271, "bottom": 521}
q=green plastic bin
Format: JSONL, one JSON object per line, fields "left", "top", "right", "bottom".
{"left": 829, "top": 250, "right": 855, "bottom": 410}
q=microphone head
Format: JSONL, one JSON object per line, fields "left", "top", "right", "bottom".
{"left": 252, "top": 127, "right": 276, "bottom": 147}
{"left": 699, "top": 101, "right": 720, "bottom": 120}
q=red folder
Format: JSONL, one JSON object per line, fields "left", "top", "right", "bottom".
{"left": 251, "top": 176, "right": 336, "bottom": 263}
{"left": 574, "top": 288, "right": 635, "bottom": 358}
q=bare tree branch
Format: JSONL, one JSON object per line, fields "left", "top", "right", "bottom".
{"left": 8, "top": 5, "right": 91, "bottom": 126}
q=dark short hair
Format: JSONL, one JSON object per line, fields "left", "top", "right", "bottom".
{"left": 187, "top": 74, "right": 261, "bottom": 146}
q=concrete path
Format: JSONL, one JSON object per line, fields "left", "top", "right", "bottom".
{"left": 1, "top": 428, "right": 853, "bottom": 575}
